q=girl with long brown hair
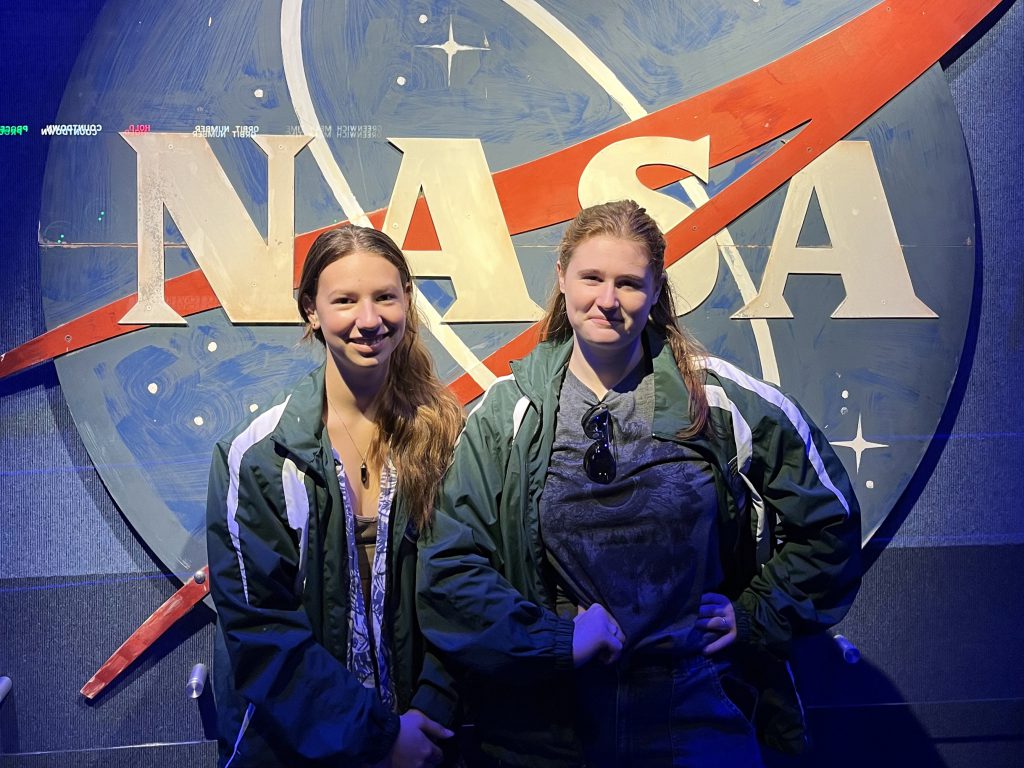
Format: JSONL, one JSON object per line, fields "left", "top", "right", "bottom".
{"left": 207, "top": 225, "right": 463, "bottom": 767}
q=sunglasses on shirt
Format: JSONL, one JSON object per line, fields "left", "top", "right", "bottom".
{"left": 582, "top": 403, "right": 616, "bottom": 484}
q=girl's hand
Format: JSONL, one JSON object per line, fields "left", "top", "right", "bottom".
{"left": 573, "top": 603, "right": 625, "bottom": 667}
{"left": 380, "top": 709, "right": 453, "bottom": 768}
{"left": 697, "top": 592, "right": 737, "bottom": 655}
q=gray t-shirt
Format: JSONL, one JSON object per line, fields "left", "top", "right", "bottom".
{"left": 539, "top": 365, "right": 722, "bottom": 655}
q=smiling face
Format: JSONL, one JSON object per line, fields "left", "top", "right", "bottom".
{"left": 303, "top": 250, "right": 409, "bottom": 381}
{"left": 557, "top": 234, "right": 662, "bottom": 360}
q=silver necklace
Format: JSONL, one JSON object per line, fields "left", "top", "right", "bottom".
{"left": 326, "top": 392, "right": 372, "bottom": 487}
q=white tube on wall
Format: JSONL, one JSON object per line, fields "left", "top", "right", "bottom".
{"left": 832, "top": 634, "right": 861, "bottom": 664}
{"left": 186, "top": 663, "right": 207, "bottom": 699}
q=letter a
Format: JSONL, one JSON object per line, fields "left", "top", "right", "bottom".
{"left": 734, "top": 141, "right": 937, "bottom": 319}
{"left": 383, "top": 138, "right": 541, "bottom": 323}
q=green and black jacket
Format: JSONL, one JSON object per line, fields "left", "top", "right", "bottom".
{"left": 207, "top": 364, "right": 457, "bottom": 767}
{"left": 418, "top": 330, "right": 861, "bottom": 764}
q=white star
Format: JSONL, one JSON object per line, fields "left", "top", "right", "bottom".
{"left": 416, "top": 18, "right": 489, "bottom": 87}
{"left": 832, "top": 414, "right": 888, "bottom": 473}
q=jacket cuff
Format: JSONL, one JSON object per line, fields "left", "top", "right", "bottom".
{"left": 552, "top": 616, "right": 576, "bottom": 673}
{"left": 410, "top": 682, "right": 459, "bottom": 729}
{"left": 733, "top": 599, "right": 756, "bottom": 645}
{"left": 363, "top": 709, "right": 401, "bottom": 765}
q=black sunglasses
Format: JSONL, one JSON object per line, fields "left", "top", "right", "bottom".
{"left": 582, "top": 403, "right": 616, "bottom": 484}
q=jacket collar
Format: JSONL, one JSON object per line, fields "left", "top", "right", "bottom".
{"left": 509, "top": 328, "right": 695, "bottom": 437}
{"left": 270, "top": 362, "right": 329, "bottom": 480}
{"left": 508, "top": 336, "right": 572, "bottom": 404}
{"left": 268, "top": 362, "right": 416, "bottom": 536}
{"left": 647, "top": 331, "right": 695, "bottom": 439}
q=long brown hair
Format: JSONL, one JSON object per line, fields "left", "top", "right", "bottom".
{"left": 538, "top": 200, "right": 710, "bottom": 438}
{"left": 297, "top": 226, "right": 464, "bottom": 529}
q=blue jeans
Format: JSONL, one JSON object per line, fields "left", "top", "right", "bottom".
{"left": 574, "top": 652, "right": 764, "bottom": 768}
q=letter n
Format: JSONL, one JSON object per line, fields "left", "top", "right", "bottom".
{"left": 120, "top": 133, "right": 311, "bottom": 325}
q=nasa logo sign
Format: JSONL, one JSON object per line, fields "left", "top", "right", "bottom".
{"left": 3, "top": 0, "right": 993, "bottom": 587}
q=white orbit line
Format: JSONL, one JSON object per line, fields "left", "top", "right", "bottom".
{"left": 281, "top": 0, "right": 369, "bottom": 226}
{"left": 502, "top": 0, "right": 780, "bottom": 385}
{"left": 280, "top": 0, "right": 496, "bottom": 391}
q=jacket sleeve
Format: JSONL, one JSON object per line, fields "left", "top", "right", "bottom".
{"left": 732, "top": 393, "right": 862, "bottom": 657}
{"left": 390, "top": 512, "right": 461, "bottom": 726}
{"left": 206, "top": 438, "right": 399, "bottom": 764}
{"left": 416, "top": 390, "right": 576, "bottom": 683}
{"left": 409, "top": 647, "right": 460, "bottom": 727}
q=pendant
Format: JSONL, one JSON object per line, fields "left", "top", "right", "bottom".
{"left": 360, "top": 461, "right": 369, "bottom": 486}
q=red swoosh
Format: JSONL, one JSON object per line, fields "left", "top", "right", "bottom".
{"left": 4, "top": 0, "right": 999, "bottom": 397}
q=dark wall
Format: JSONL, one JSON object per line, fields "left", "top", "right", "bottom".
{"left": 1, "top": 2, "right": 1021, "bottom": 766}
